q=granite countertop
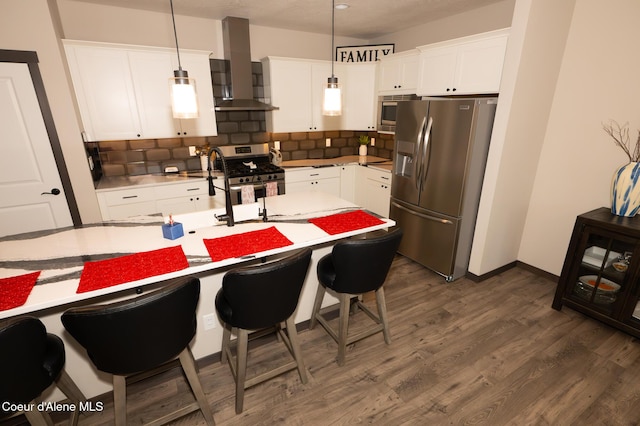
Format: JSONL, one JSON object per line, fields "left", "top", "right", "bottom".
{"left": 96, "top": 171, "right": 222, "bottom": 191}
{"left": 282, "top": 155, "right": 393, "bottom": 172}
{"left": 96, "top": 156, "right": 393, "bottom": 191}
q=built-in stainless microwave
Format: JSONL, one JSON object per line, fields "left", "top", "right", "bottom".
{"left": 377, "top": 94, "right": 419, "bottom": 134}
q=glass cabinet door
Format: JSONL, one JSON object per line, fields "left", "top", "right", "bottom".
{"left": 569, "top": 226, "right": 636, "bottom": 315}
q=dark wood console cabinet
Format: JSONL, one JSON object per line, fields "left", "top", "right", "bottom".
{"left": 553, "top": 207, "right": 640, "bottom": 337}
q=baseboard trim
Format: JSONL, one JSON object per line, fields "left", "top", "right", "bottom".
{"left": 466, "top": 261, "right": 559, "bottom": 283}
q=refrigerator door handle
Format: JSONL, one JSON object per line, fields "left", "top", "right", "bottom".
{"left": 414, "top": 116, "right": 427, "bottom": 191}
{"left": 391, "top": 201, "right": 454, "bottom": 225}
{"left": 418, "top": 117, "right": 434, "bottom": 193}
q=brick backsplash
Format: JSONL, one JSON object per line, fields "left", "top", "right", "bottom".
{"left": 97, "top": 59, "right": 392, "bottom": 177}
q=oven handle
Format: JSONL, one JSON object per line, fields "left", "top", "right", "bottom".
{"left": 229, "top": 182, "right": 281, "bottom": 191}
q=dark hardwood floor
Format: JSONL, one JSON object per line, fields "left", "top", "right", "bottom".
{"left": 25, "top": 255, "right": 640, "bottom": 424}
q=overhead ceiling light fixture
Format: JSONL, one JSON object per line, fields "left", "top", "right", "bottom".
{"left": 169, "top": 0, "right": 199, "bottom": 119}
{"left": 322, "top": 0, "right": 342, "bottom": 116}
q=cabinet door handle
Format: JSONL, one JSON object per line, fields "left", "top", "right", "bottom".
{"left": 380, "top": 176, "right": 390, "bottom": 180}
{"left": 122, "top": 195, "right": 138, "bottom": 199}
{"left": 186, "top": 188, "right": 200, "bottom": 191}
{"left": 310, "top": 173, "right": 320, "bottom": 177}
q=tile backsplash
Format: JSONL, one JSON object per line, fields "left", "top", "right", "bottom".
{"left": 97, "top": 59, "right": 393, "bottom": 178}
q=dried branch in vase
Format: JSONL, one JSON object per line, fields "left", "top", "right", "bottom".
{"left": 603, "top": 120, "right": 640, "bottom": 163}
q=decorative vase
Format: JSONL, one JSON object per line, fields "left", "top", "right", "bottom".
{"left": 200, "top": 155, "right": 209, "bottom": 171}
{"left": 611, "top": 162, "right": 640, "bottom": 217}
{"left": 359, "top": 145, "right": 368, "bottom": 156}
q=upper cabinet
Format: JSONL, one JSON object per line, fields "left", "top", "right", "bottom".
{"left": 262, "top": 57, "right": 342, "bottom": 133}
{"left": 377, "top": 50, "right": 419, "bottom": 95}
{"left": 416, "top": 29, "right": 509, "bottom": 97}
{"left": 263, "top": 57, "right": 378, "bottom": 133}
{"left": 338, "top": 62, "right": 378, "bottom": 131}
{"left": 63, "top": 40, "right": 217, "bottom": 142}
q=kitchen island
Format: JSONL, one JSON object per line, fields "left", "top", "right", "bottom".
{"left": 0, "top": 192, "right": 394, "bottom": 398}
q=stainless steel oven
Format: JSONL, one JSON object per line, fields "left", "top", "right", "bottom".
{"left": 229, "top": 178, "right": 285, "bottom": 205}
{"left": 377, "top": 94, "right": 419, "bottom": 134}
{"left": 211, "top": 143, "right": 285, "bottom": 205}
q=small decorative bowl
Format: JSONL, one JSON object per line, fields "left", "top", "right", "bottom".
{"left": 612, "top": 261, "right": 628, "bottom": 272}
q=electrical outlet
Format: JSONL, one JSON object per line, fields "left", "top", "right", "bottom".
{"left": 274, "top": 140, "right": 281, "bottom": 150}
{"left": 325, "top": 138, "right": 331, "bottom": 147}
{"left": 188, "top": 146, "right": 197, "bottom": 156}
{"left": 203, "top": 313, "right": 216, "bottom": 330}
{"left": 371, "top": 137, "right": 376, "bottom": 146}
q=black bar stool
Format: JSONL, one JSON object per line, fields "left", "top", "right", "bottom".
{"left": 215, "top": 248, "right": 312, "bottom": 414}
{"left": 0, "top": 316, "right": 85, "bottom": 426}
{"left": 310, "top": 228, "right": 403, "bottom": 365}
{"left": 61, "top": 277, "right": 215, "bottom": 426}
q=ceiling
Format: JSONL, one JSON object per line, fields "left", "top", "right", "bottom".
{"left": 69, "top": 0, "right": 506, "bottom": 39}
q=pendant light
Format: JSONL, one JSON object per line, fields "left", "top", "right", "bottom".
{"left": 322, "top": 0, "right": 342, "bottom": 116}
{"left": 169, "top": 0, "right": 199, "bottom": 119}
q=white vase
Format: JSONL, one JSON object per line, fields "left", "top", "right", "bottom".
{"left": 611, "top": 162, "right": 640, "bottom": 217}
{"left": 200, "top": 155, "right": 209, "bottom": 171}
{"left": 359, "top": 145, "right": 368, "bottom": 156}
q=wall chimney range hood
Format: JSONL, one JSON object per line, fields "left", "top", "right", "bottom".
{"left": 215, "top": 17, "right": 278, "bottom": 111}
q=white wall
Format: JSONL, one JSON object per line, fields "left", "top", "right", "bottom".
{"left": 56, "top": 0, "right": 367, "bottom": 61}
{"left": 517, "top": 0, "right": 640, "bottom": 275}
{"left": 1, "top": 0, "right": 102, "bottom": 224}
{"left": 468, "top": 0, "right": 576, "bottom": 276}
{"left": 371, "top": 0, "right": 516, "bottom": 53}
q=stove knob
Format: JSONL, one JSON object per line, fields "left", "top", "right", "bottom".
{"left": 267, "top": 175, "right": 272, "bottom": 180}
{"left": 257, "top": 176, "right": 262, "bottom": 181}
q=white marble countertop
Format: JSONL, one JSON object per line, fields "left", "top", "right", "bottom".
{"left": 0, "top": 192, "right": 394, "bottom": 319}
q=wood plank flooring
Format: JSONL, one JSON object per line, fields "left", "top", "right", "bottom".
{"left": 14, "top": 255, "right": 640, "bottom": 425}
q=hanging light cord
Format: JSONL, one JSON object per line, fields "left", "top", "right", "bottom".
{"left": 170, "top": 0, "right": 183, "bottom": 71}
{"left": 331, "top": 0, "right": 335, "bottom": 78}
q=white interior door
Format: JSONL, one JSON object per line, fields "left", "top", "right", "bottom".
{"left": 0, "top": 62, "right": 73, "bottom": 236}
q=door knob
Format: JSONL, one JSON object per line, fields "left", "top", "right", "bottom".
{"left": 41, "top": 188, "right": 61, "bottom": 195}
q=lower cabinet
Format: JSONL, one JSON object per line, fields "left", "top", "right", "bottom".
{"left": 553, "top": 207, "right": 640, "bottom": 337}
{"left": 356, "top": 167, "right": 392, "bottom": 217}
{"left": 97, "top": 180, "right": 225, "bottom": 220}
{"left": 285, "top": 167, "right": 341, "bottom": 197}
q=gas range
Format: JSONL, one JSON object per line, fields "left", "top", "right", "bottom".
{"left": 212, "top": 143, "right": 285, "bottom": 204}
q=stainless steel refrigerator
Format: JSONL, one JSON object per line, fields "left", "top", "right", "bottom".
{"left": 389, "top": 97, "right": 497, "bottom": 281}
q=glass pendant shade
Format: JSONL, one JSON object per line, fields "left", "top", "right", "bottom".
{"left": 322, "top": 76, "right": 342, "bottom": 116}
{"left": 170, "top": 69, "right": 199, "bottom": 119}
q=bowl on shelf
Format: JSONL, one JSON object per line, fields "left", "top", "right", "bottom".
{"left": 612, "top": 261, "right": 628, "bottom": 272}
{"left": 573, "top": 275, "right": 620, "bottom": 305}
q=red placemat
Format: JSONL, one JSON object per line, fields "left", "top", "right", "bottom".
{"left": 0, "top": 271, "right": 40, "bottom": 311}
{"left": 203, "top": 226, "right": 293, "bottom": 262}
{"left": 77, "top": 246, "right": 189, "bottom": 293}
{"left": 308, "top": 209, "right": 385, "bottom": 235}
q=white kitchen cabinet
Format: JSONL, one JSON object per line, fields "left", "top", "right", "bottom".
{"left": 262, "top": 57, "right": 342, "bottom": 133}
{"left": 377, "top": 50, "right": 419, "bottom": 95}
{"left": 96, "top": 179, "right": 224, "bottom": 220}
{"left": 338, "top": 63, "right": 378, "bottom": 131}
{"left": 285, "top": 167, "right": 341, "bottom": 197}
{"left": 64, "top": 40, "right": 217, "bottom": 141}
{"left": 64, "top": 43, "right": 142, "bottom": 141}
{"left": 356, "top": 166, "right": 392, "bottom": 217}
{"left": 155, "top": 180, "right": 223, "bottom": 216}
{"left": 96, "top": 186, "right": 157, "bottom": 220}
{"left": 129, "top": 50, "right": 217, "bottom": 139}
{"left": 339, "top": 164, "right": 357, "bottom": 203}
{"left": 416, "top": 29, "right": 509, "bottom": 96}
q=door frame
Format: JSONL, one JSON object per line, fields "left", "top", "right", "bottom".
{"left": 1, "top": 49, "right": 81, "bottom": 226}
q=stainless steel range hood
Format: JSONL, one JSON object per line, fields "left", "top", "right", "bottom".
{"left": 215, "top": 17, "right": 278, "bottom": 111}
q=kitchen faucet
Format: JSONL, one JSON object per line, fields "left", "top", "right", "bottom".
{"left": 207, "top": 146, "right": 234, "bottom": 227}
